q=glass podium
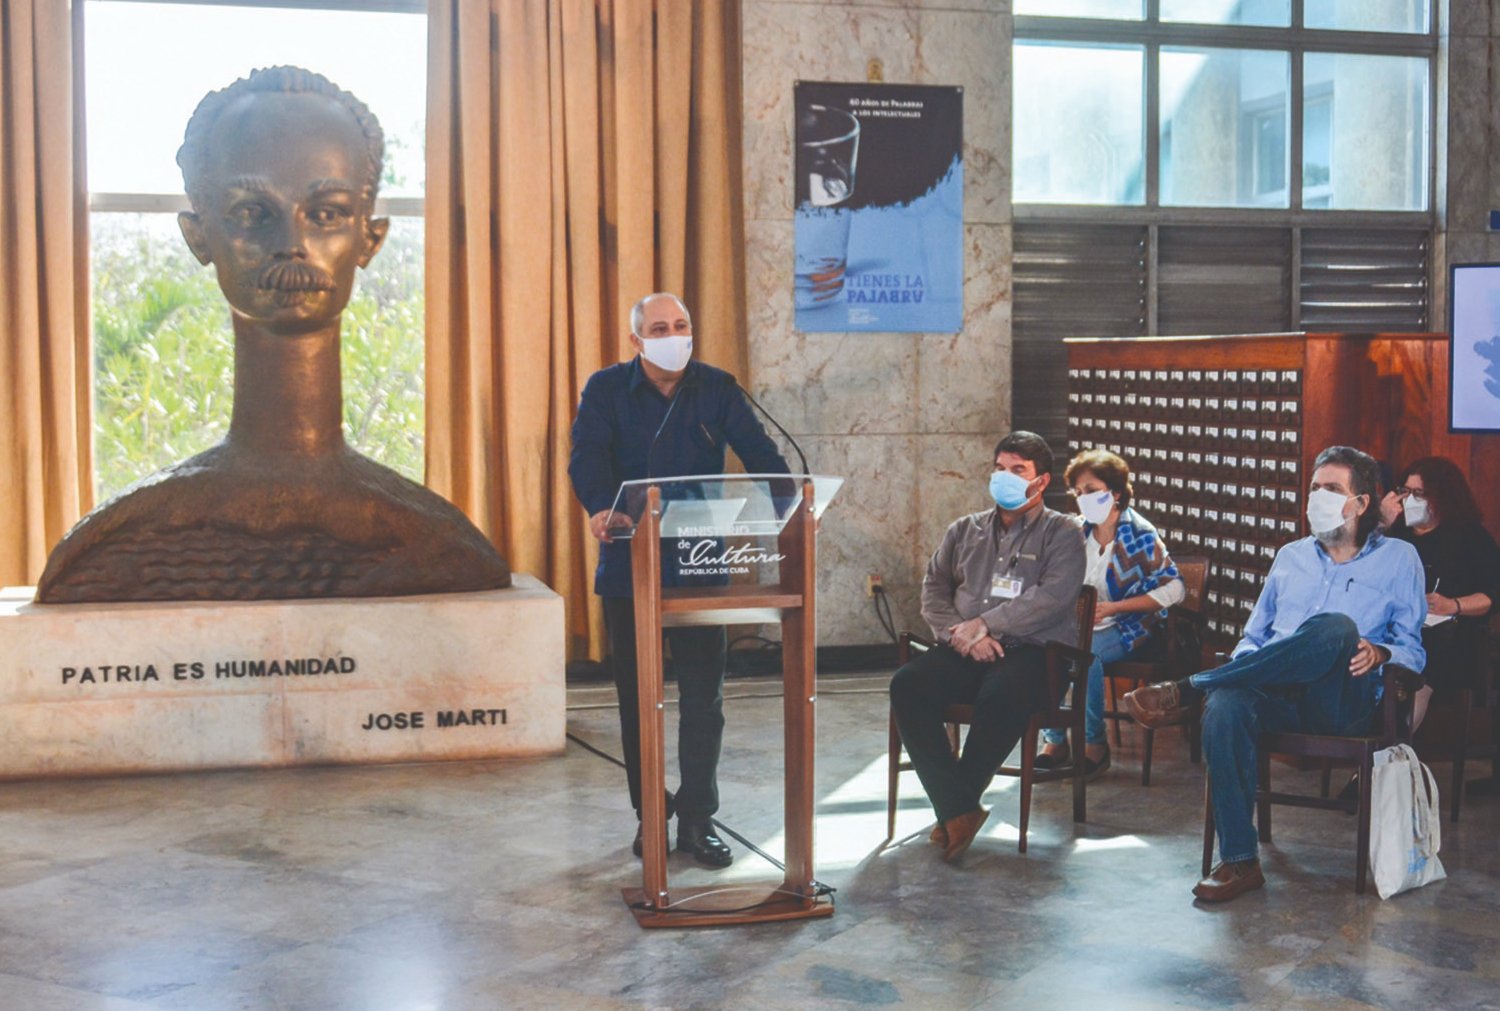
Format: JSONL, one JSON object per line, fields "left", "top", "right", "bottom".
{"left": 609, "top": 474, "right": 842, "bottom": 927}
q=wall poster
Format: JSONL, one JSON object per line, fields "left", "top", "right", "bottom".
{"left": 1449, "top": 263, "right": 1500, "bottom": 432}
{"left": 794, "top": 81, "right": 963, "bottom": 333}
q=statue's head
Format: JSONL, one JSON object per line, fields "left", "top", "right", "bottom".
{"left": 176, "top": 66, "right": 390, "bottom": 335}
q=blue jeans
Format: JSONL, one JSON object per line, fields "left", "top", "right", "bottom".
{"left": 1043, "top": 623, "right": 1131, "bottom": 749}
{"left": 1196, "top": 613, "right": 1375, "bottom": 864}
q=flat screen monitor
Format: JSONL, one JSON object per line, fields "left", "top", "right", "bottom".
{"left": 1448, "top": 262, "right": 1500, "bottom": 433}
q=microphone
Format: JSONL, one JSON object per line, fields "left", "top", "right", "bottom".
{"left": 731, "top": 376, "right": 809, "bottom": 477}
{"left": 645, "top": 370, "right": 698, "bottom": 480}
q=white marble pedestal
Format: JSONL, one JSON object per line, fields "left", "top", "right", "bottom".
{"left": 0, "top": 574, "right": 565, "bottom": 779}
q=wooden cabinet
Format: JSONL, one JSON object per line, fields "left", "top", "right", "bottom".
{"left": 1063, "top": 332, "right": 1497, "bottom": 643}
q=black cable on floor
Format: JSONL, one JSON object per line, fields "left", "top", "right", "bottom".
{"left": 564, "top": 730, "right": 838, "bottom": 907}
{"left": 872, "top": 586, "right": 899, "bottom": 644}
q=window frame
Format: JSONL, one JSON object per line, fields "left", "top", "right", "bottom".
{"left": 84, "top": 0, "right": 427, "bottom": 221}
{"left": 83, "top": 0, "right": 430, "bottom": 499}
{"left": 1013, "top": 2, "right": 1439, "bottom": 331}
{"left": 1013, "top": 4, "right": 1439, "bottom": 222}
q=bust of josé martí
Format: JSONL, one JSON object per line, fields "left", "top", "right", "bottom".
{"left": 37, "top": 66, "right": 509, "bottom": 603}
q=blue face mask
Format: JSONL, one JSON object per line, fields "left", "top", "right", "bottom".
{"left": 989, "top": 469, "right": 1034, "bottom": 510}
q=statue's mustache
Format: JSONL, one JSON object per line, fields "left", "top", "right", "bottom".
{"left": 258, "top": 260, "right": 335, "bottom": 292}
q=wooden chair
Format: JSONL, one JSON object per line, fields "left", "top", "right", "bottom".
{"left": 1200, "top": 660, "right": 1424, "bottom": 895}
{"left": 1412, "top": 620, "right": 1498, "bottom": 823}
{"left": 1101, "top": 555, "right": 1210, "bottom": 785}
{"left": 886, "top": 586, "right": 1096, "bottom": 853}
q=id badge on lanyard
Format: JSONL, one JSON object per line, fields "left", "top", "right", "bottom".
{"left": 991, "top": 568, "right": 1024, "bottom": 600}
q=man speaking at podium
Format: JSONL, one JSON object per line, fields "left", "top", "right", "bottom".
{"left": 569, "top": 292, "right": 790, "bottom": 868}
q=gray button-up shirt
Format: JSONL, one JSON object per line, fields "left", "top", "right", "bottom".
{"left": 921, "top": 505, "right": 1088, "bottom": 648}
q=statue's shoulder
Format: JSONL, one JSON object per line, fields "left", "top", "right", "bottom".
{"left": 36, "top": 447, "right": 509, "bottom": 603}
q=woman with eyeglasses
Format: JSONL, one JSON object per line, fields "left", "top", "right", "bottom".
{"left": 1037, "top": 448, "right": 1184, "bottom": 778}
{"left": 1380, "top": 456, "right": 1500, "bottom": 727}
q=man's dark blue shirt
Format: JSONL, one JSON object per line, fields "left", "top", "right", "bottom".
{"left": 569, "top": 357, "right": 790, "bottom": 597}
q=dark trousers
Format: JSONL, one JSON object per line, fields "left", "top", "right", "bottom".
{"left": 889, "top": 643, "right": 1049, "bottom": 823}
{"left": 603, "top": 595, "right": 727, "bottom": 821}
{"left": 1196, "top": 612, "right": 1374, "bottom": 863}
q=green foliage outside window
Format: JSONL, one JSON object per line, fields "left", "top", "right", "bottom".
{"left": 90, "top": 213, "right": 425, "bottom": 502}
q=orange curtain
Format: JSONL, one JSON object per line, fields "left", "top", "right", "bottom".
{"left": 0, "top": 0, "right": 91, "bottom": 587}
{"left": 426, "top": 0, "right": 747, "bottom": 660}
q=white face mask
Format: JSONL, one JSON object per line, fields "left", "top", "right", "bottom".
{"left": 1077, "top": 489, "right": 1115, "bottom": 525}
{"left": 1402, "top": 494, "right": 1430, "bottom": 528}
{"left": 1306, "top": 487, "right": 1351, "bottom": 536}
{"left": 639, "top": 333, "right": 693, "bottom": 373}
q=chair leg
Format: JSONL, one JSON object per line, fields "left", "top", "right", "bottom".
{"left": 886, "top": 710, "right": 901, "bottom": 840}
{"left": 1202, "top": 773, "right": 1216, "bottom": 877}
{"left": 1257, "top": 748, "right": 1273, "bottom": 844}
{"left": 1073, "top": 733, "right": 1087, "bottom": 824}
{"left": 1319, "top": 760, "right": 1332, "bottom": 799}
{"left": 1452, "top": 688, "right": 1471, "bottom": 824}
{"left": 1355, "top": 748, "right": 1374, "bottom": 895}
{"left": 1110, "top": 677, "right": 1123, "bottom": 748}
{"left": 1142, "top": 726, "right": 1155, "bottom": 787}
{"left": 1019, "top": 721, "right": 1037, "bottom": 854}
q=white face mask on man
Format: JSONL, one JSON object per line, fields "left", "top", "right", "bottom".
{"left": 639, "top": 333, "right": 693, "bottom": 373}
{"left": 1306, "top": 487, "right": 1352, "bottom": 537}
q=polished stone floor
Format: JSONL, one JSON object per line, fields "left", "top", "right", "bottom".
{"left": 2, "top": 674, "right": 1497, "bottom": 1010}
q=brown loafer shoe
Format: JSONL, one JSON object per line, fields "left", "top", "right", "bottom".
{"left": 941, "top": 807, "right": 990, "bottom": 862}
{"left": 1192, "top": 859, "right": 1265, "bottom": 903}
{"left": 1123, "top": 681, "right": 1193, "bottom": 729}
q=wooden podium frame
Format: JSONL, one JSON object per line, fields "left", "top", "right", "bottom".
{"left": 620, "top": 479, "right": 835, "bottom": 928}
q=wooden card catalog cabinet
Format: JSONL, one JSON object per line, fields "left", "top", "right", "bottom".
{"left": 1065, "top": 332, "right": 1458, "bottom": 645}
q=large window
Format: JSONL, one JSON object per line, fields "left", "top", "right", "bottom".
{"left": 1014, "top": 4, "right": 1434, "bottom": 212}
{"left": 85, "top": 0, "right": 427, "bottom": 501}
{"left": 1011, "top": 4, "right": 1437, "bottom": 475}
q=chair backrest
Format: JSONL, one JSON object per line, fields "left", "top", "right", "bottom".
{"left": 1074, "top": 584, "right": 1097, "bottom": 654}
{"left": 1173, "top": 555, "right": 1210, "bottom": 614}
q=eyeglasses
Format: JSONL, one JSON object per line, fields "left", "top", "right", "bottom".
{"left": 1066, "top": 487, "right": 1108, "bottom": 498}
{"left": 1394, "top": 486, "right": 1428, "bottom": 500}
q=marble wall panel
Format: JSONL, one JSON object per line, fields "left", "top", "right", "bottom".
{"left": 1447, "top": 0, "right": 1490, "bottom": 36}
{"left": 744, "top": 218, "right": 924, "bottom": 436}
{"left": 743, "top": 1, "right": 1014, "bottom": 645}
{"left": 913, "top": 432, "right": 1000, "bottom": 580}
{"left": 743, "top": 3, "right": 925, "bottom": 223}
{"left": 752, "top": 0, "right": 1006, "bottom": 10}
{"left": 917, "top": 223, "right": 1011, "bottom": 433}
{"left": 743, "top": 3, "right": 1010, "bottom": 224}
{"left": 1447, "top": 36, "right": 1491, "bottom": 228}
{"left": 913, "top": 4, "right": 1011, "bottom": 224}
{"left": 804, "top": 434, "right": 922, "bottom": 644}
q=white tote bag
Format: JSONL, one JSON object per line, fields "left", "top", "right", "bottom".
{"left": 1369, "top": 743, "right": 1446, "bottom": 899}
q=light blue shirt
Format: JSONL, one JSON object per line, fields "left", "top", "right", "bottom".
{"left": 1232, "top": 531, "right": 1427, "bottom": 675}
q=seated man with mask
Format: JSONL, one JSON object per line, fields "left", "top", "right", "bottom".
{"left": 1124, "top": 445, "right": 1425, "bottom": 903}
{"left": 889, "top": 431, "right": 1087, "bottom": 861}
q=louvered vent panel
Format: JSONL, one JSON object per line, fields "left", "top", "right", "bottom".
{"left": 1012, "top": 223, "right": 1147, "bottom": 475}
{"left": 1158, "top": 226, "right": 1292, "bottom": 335}
{"left": 1299, "top": 227, "right": 1429, "bottom": 330}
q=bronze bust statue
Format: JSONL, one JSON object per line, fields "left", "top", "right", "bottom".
{"left": 38, "top": 67, "right": 509, "bottom": 602}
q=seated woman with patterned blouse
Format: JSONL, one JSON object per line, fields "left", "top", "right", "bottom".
{"left": 1037, "top": 449, "right": 1185, "bottom": 778}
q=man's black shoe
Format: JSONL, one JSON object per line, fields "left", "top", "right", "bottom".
{"left": 676, "top": 819, "right": 733, "bottom": 868}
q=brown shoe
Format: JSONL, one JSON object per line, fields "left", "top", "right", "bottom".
{"left": 1192, "top": 859, "right": 1265, "bottom": 902}
{"left": 929, "top": 823, "right": 948, "bottom": 847}
{"left": 940, "top": 807, "right": 990, "bottom": 862}
{"left": 1122, "top": 681, "right": 1193, "bottom": 729}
